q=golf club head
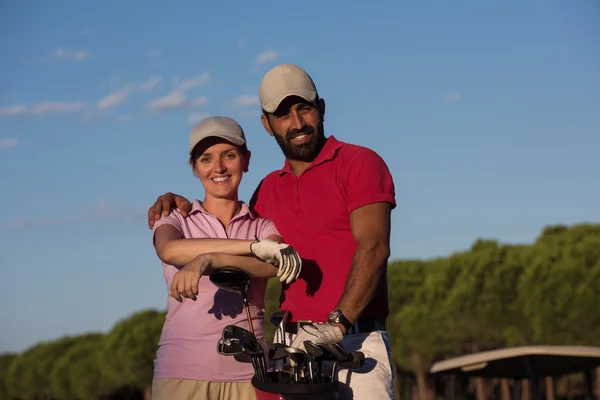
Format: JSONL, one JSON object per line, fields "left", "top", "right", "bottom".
{"left": 268, "top": 343, "right": 289, "bottom": 361}
{"left": 209, "top": 268, "right": 251, "bottom": 295}
{"left": 324, "top": 343, "right": 347, "bottom": 362}
{"left": 222, "top": 325, "right": 254, "bottom": 341}
{"left": 240, "top": 336, "right": 264, "bottom": 356}
{"left": 269, "top": 310, "right": 290, "bottom": 326}
{"left": 269, "top": 309, "right": 290, "bottom": 347}
{"left": 304, "top": 341, "right": 324, "bottom": 359}
{"left": 316, "top": 344, "right": 339, "bottom": 362}
{"left": 217, "top": 338, "right": 243, "bottom": 355}
{"left": 284, "top": 346, "right": 307, "bottom": 365}
{"left": 339, "top": 351, "right": 366, "bottom": 370}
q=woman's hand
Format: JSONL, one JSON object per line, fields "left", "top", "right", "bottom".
{"left": 170, "top": 254, "right": 213, "bottom": 302}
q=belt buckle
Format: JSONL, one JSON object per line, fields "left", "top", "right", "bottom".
{"left": 296, "top": 319, "right": 313, "bottom": 333}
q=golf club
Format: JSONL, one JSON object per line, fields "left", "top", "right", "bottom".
{"left": 284, "top": 346, "right": 307, "bottom": 383}
{"left": 339, "top": 351, "right": 366, "bottom": 370}
{"left": 216, "top": 337, "right": 243, "bottom": 355}
{"left": 316, "top": 344, "right": 343, "bottom": 383}
{"left": 269, "top": 310, "right": 290, "bottom": 346}
{"left": 209, "top": 268, "right": 254, "bottom": 333}
{"left": 222, "top": 324, "right": 254, "bottom": 341}
{"left": 241, "top": 335, "right": 268, "bottom": 382}
{"left": 324, "top": 343, "right": 351, "bottom": 382}
{"left": 303, "top": 341, "right": 324, "bottom": 383}
{"left": 268, "top": 343, "right": 288, "bottom": 366}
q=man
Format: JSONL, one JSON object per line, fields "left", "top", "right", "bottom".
{"left": 148, "top": 64, "right": 396, "bottom": 399}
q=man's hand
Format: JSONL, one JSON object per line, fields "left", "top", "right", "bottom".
{"left": 170, "top": 255, "right": 211, "bottom": 302}
{"left": 148, "top": 192, "right": 193, "bottom": 229}
{"left": 290, "top": 323, "right": 344, "bottom": 352}
{"left": 250, "top": 239, "right": 302, "bottom": 284}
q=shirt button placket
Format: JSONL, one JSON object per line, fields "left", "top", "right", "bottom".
{"left": 295, "top": 178, "right": 300, "bottom": 210}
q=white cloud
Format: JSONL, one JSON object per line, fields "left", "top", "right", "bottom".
{"left": 52, "top": 47, "right": 89, "bottom": 62}
{"left": 445, "top": 93, "right": 462, "bottom": 103}
{"left": 175, "top": 73, "right": 211, "bottom": 91}
{"left": 0, "top": 138, "right": 18, "bottom": 148}
{"left": 187, "top": 112, "right": 210, "bottom": 124}
{"left": 256, "top": 51, "right": 278, "bottom": 65}
{"left": 149, "top": 91, "right": 187, "bottom": 110}
{"left": 139, "top": 76, "right": 161, "bottom": 91}
{"left": 97, "top": 87, "right": 131, "bottom": 110}
{"left": 234, "top": 95, "right": 259, "bottom": 107}
{"left": 190, "top": 96, "right": 208, "bottom": 107}
{"left": 95, "top": 77, "right": 161, "bottom": 112}
{"left": 148, "top": 73, "right": 210, "bottom": 112}
{"left": 0, "top": 105, "right": 27, "bottom": 117}
{"left": 34, "top": 101, "right": 85, "bottom": 115}
{"left": 1, "top": 102, "right": 85, "bottom": 118}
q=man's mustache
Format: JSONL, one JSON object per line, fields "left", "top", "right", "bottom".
{"left": 286, "top": 126, "right": 314, "bottom": 141}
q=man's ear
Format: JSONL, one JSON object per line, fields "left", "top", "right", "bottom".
{"left": 318, "top": 98, "right": 326, "bottom": 119}
{"left": 261, "top": 113, "right": 275, "bottom": 137}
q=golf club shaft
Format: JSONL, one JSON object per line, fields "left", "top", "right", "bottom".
{"left": 242, "top": 299, "right": 254, "bottom": 334}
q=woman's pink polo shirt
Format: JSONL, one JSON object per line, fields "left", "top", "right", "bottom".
{"left": 151, "top": 200, "right": 279, "bottom": 382}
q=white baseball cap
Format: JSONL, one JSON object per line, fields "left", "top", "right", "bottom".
{"left": 259, "top": 64, "right": 318, "bottom": 113}
{"left": 189, "top": 116, "right": 246, "bottom": 155}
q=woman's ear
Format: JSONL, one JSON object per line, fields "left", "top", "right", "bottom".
{"left": 244, "top": 151, "right": 252, "bottom": 172}
{"left": 190, "top": 160, "right": 199, "bottom": 178}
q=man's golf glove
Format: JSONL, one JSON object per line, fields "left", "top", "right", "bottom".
{"left": 250, "top": 239, "right": 302, "bottom": 284}
{"left": 290, "top": 323, "right": 344, "bottom": 352}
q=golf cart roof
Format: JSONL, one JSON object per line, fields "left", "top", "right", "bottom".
{"left": 429, "top": 346, "right": 600, "bottom": 379}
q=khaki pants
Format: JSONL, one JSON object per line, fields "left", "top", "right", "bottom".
{"left": 152, "top": 378, "right": 257, "bottom": 400}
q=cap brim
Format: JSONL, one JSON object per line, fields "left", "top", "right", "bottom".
{"left": 188, "top": 134, "right": 246, "bottom": 154}
{"left": 262, "top": 88, "right": 317, "bottom": 113}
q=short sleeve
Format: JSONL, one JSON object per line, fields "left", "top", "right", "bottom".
{"left": 257, "top": 218, "right": 281, "bottom": 240}
{"left": 249, "top": 179, "right": 266, "bottom": 217}
{"left": 151, "top": 212, "right": 184, "bottom": 248}
{"left": 343, "top": 148, "right": 396, "bottom": 214}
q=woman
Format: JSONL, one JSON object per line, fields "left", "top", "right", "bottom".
{"left": 150, "top": 116, "right": 301, "bottom": 400}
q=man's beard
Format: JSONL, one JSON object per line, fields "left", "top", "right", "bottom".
{"left": 273, "top": 122, "right": 326, "bottom": 162}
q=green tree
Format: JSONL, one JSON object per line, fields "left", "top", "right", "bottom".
{"left": 5, "top": 335, "right": 79, "bottom": 400}
{"left": 99, "top": 309, "right": 165, "bottom": 397}
{"left": 0, "top": 353, "right": 18, "bottom": 400}
{"left": 520, "top": 224, "right": 600, "bottom": 345}
{"left": 48, "top": 333, "right": 108, "bottom": 400}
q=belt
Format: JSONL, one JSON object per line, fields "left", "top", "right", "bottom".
{"left": 283, "top": 317, "right": 386, "bottom": 335}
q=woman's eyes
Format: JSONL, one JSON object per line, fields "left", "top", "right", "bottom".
{"left": 200, "top": 153, "right": 236, "bottom": 163}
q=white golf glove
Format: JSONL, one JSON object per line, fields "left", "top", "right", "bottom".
{"left": 290, "top": 323, "right": 344, "bottom": 352}
{"left": 250, "top": 239, "right": 302, "bottom": 284}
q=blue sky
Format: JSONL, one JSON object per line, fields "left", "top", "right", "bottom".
{"left": 1, "top": 0, "right": 598, "bottom": 353}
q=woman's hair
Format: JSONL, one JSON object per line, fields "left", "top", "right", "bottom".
{"left": 189, "top": 142, "right": 249, "bottom": 165}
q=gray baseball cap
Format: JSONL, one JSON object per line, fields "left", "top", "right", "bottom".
{"left": 259, "top": 64, "right": 318, "bottom": 113}
{"left": 189, "top": 116, "right": 247, "bottom": 154}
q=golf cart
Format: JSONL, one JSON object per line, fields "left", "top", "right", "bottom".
{"left": 429, "top": 345, "right": 600, "bottom": 399}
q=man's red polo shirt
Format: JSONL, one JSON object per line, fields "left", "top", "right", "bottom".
{"left": 250, "top": 136, "right": 396, "bottom": 322}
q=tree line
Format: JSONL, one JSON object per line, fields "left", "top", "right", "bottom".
{"left": 1, "top": 223, "right": 598, "bottom": 399}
